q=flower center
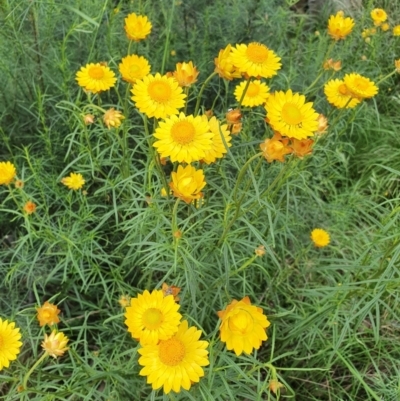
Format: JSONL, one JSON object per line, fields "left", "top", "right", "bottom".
{"left": 130, "top": 64, "right": 140, "bottom": 75}
{"left": 353, "top": 77, "right": 369, "bottom": 91}
{"left": 338, "top": 84, "right": 349, "bottom": 95}
{"left": 142, "top": 308, "right": 163, "bottom": 330}
{"left": 246, "top": 83, "right": 260, "bottom": 97}
{"left": 171, "top": 121, "right": 196, "bottom": 144}
{"left": 88, "top": 66, "right": 105, "bottom": 80}
{"left": 43, "top": 311, "right": 51, "bottom": 319}
{"left": 281, "top": 103, "right": 303, "bottom": 125}
{"left": 148, "top": 80, "right": 172, "bottom": 103}
{"left": 246, "top": 43, "right": 269, "bottom": 64}
{"left": 158, "top": 337, "right": 186, "bottom": 366}
{"left": 228, "top": 310, "right": 254, "bottom": 334}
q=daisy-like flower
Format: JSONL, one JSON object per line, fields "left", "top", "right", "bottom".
{"left": 131, "top": 73, "right": 186, "bottom": 119}
{"left": 124, "top": 13, "right": 152, "bottom": 41}
{"left": 230, "top": 42, "right": 281, "bottom": 78}
{"left": 23, "top": 201, "right": 36, "bottom": 215}
{"left": 153, "top": 113, "right": 213, "bottom": 163}
{"left": 138, "top": 320, "right": 209, "bottom": 394}
{"left": 61, "top": 172, "right": 85, "bottom": 190}
{"left": 124, "top": 289, "right": 181, "bottom": 345}
{"left": 42, "top": 330, "right": 69, "bottom": 358}
{"left": 76, "top": 63, "right": 116, "bottom": 93}
{"left": 214, "top": 44, "right": 242, "bottom": 80}
{"left": 381, "top": 22, "right": 390, "bottom": 32}
{"left": 0, "top": 161, "right": 16, "bottom": 185}
{"left": 0, "top": 318, "right": 22, "bottom": 370}
{"left": 291, "top": 138, "right": 314, "bottom": 159}
{"left": 201, "top": 116, "right": 232, "bottom": 164}
{"left": 343, "top": 73, "right": 378, "bottom": 99}
{"left": 36, "top": 301, "right": 61, "bottom": 327}
{"left": 217, "top": 296, "right": 270, "bottom": 356}
{"left": 265, "top": 90, "right": 319, "bottom": 140}
{"left": 161, "top": 283, "right": 181, "bottom": 302}
{"left": 234, "top": 80, "right": 270, "bottom": 107}
{"left": 260, "top": 132, "right": 292, "bottom": 163}
{"left": 173, "top": 61, "right": 199, "bottom": 87}
{"left": 324, "top": 79, "right": 361, "bottom": 109}
{"left": 393, "top": 25, "right": 400, "bottom": 36}
{"left": 119, "top": 54, "right": 151, "bottom": 84}
{"left": 103, "top": 108, "right": 125, "bottom": 129}
{"left": 169, "top": 164, "right": 206, "bottom": 204}
{"left": 371, "top": 8, "right": 387, "bottom": 26}
{"left": 327, "top": 11, "right": 355, "bottom": 41}
{"left": 311, "top": 228, "right": 330, "bottom": 247}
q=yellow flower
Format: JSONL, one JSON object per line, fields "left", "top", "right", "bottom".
{"left": 291, "top": 138, "right": 314, "bottom": 159}
{"left": 173, "top": 61, "right": 199, "bottom": 87}
{"left": 83, "top": 114, "right": 95, "bottom": 125}
{"left": 214, "top": 44, "right": 242, "bottom": 80}
{"left": 231, "top": 122, "right": 242, "bottom": 135}
{"left": 265, "top": 90, "right": 319, "bottom": 140}
{"left": 36, "top": 301, "right": 61, "bottom": 327}
{"left": 361, "top": 27, "right": 377, "bottom": 39}
{"left": 124, "top": 289, "right": 181, "bottom": 346}
{"left": 14, "top": 180, "right": 24, "bottom": 189}
{"left": 161, "top": 283, "right": 181, "bottom": 302}
{"left": 234, "top": 79, "right": 270, "bottom": 107}
{"left": 327, "top": 11, "right": 355, "bottom": 40}
{"left": 118, "top": 295, "right": 131, "bottom": 308}
{"left": 260, "top": 132, "right": 292, "bottom": 163}
{"left": 103, "top": 108, "right": 125, "bottom": 129}
{"left": 343, "top": 73, "right": 378, "bottom": 99}
{"left": 169, "top": 164, "right": 206, "bottom": 204}
{"left": 0, "top": 318, "right": 22, "bottom": 370}
{"left": 393, "top": 25, "right": 400, "bottom": 36}
{"left": 124, "top": 13, "right": 152, "bottom": 41}
{"left": 217, "top": 296, "right": 270, "bottom": 356}
{"left": 311, "top": 228, "right": 330, "bottom": 247}
{"left": 316, "top": 114, "right": 328, "bottom": 135}
{"left": 269, "top": 379, "right": 285, "bottom": 394}
{"left": 230, "top": 42, "right": 281, "bottom": 78}
{"left": 0, "top": 161, "right": 16, "bottom": 185}
{"left": 61, "top": 172, "right": 85, "bottom": 190}
{"left": 255, "top": 245, "right": 266, "bottom": 257}
{"left": 201, "top": 116, "right": 232, "bottom": 164}
{"left": 153, "top": 113, "right": 213, "bottom": 163}
{"left": 76, "top": 63, "right": 116, "bottom": 93}
{"left": 324, "top": 79, "right": 361, "bottom": 109}
{"left": 119, "top": 54, "right": 151, "bottom": 84}
{"left": 131, "top": 73, "right": 186, "bottom": 119}
{"left": 381, "top": 22, "right": 390, "bottom": 32}
{"left": 138, "top": 320, "right": 209, "bottom": 394}
{"left": 395, "top": 60, "right": 400, "bottom": 73}
{"left": 370, "top": 8, "right": 387, "bottom": 26}
{"left": 41, "top": 330, "right": 69, "bottom": 358}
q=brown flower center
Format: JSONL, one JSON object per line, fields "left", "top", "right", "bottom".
{"left": 171, "top": 121, "right": 195, "bottom": 144}
{"left": 281, "top": 103, "right": 303, "bottom": 125}
{"left": 158, "top": 337, "right": 186, "bottom": 366}
{"left": 142, "top": 308, "right": 163, "bottom": 330}
{"left": 148, "top": 80, "right": 172, "bottom": 103}
{"left": 246, "top": 43, "right": 269, "bottom": 64}
{"left": 88, "top": 66, "right": 105, "bottom": 80}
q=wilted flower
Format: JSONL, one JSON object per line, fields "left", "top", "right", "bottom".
{"left": 83, "top": 114, "right": 95, "bottom": 125}
{"left": 260, "top": 133, "right": 292, "bottom": 163}
{"left": 225, "top": 108, "right": 242, "bottom": 125}
{"left": 42, "top": 330, "right": 69, "bottom": 358}
{"left": 316, "top": 114, "right": 328, "bottom": 135}
{"left": 118, "top": 295, "right": 131, "bottom": 308}
{"left": 255, "top": 245, "right": 266, "bottom": 257}
{"left": 103, "top": 108, "right": 125, "bottom": 129}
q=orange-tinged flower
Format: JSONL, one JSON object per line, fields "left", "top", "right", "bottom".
{"left": 61, "top": 172, "right": 85, "bottom": 190}
{"left": 327, "top": 11, "right": 355, "bottom": 40}
{"left": 269, "top": 379, "right": 284, "bottom": 394}
{"left": 36, "top": 301, "right": 61, "bottom": 327}
{"left": 23, "top": 201, "right": 37, "bottom": 215}
{"left": 169, "top": 164, "right": 206, "bottom": 204}
{"left": 0, "top": 161, "right": 16, "bottom": 185}
{"left": 162, "top": 283, "right": 181, "bottom": 302}
{"left": 173, "top": 61, "right": 199, "bottom": 87}
{"left": 103, "top": 108, "right": 125, "bottom": 129}
{"left": 323, "top": 58, "right": 342, "bottom": 71}
{"left": 260, "top": 133, "right": 292, "bottom": 163}
{"left": 124, "top": 13, "right": 152, "bottom": 41}
{"left": 218, "top": 296, "right": 270, "bottom": 356}
{"left": 214, "top": 44, "right": 242, "bottom": 80}
{"left": 42, "top": 330, "right": 69, "bottom": 358}
{"left": 226, "top": 108, "right": 242, "bottom": 124}
{"left": 291, "top": 138, "right": 314, "bottom": 158}
{"left": 231, "top": 123, "right": 242, "bottom": 135}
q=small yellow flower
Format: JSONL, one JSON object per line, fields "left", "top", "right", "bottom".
{"left": 169, "top": 164, "right": 206, "bottom": 204}
{"left": 42, "top": 330, "right": 69, "bottom": 358}
{"left": 83, "top": 114, "right": 95, "bottom": 125}
{"left": 36, "top": 301, "right": 61, "bottom": 327}
{"left": 324, "top": 79, "right": 361, "bottom": 109}
{"left": 311, "top": 228, "right": 330, "bottom": 247}
{"left": 370, "top": 8, "right": 387, "bottom": 26}
{"left": 381, "top": 22, "right": 390, "bottom": 32}
{"left": 119, "top": 54, "right": 151, "bottom": 84}
{"left": 214, "top": 44, "right": 242, "bottom": 81}
{"left": 118, "top": 295, "right": 131, "bottom": 308}
{"left": 23, "top": 201, "right": 37, "bottom": 215}
{"left": 327, "top": 11, "right": 355, "bottom": 41}
{"left": 323, "top": 58, "right": 342, "bottom": 71}
{"left": 269, "top": 379, "right": 284, "bottom": 394}
{"left": 173, "top": 61, "right": 199, "bottom": 87}
{"left": 76, "top": 63, "right": 116, "bottom": 93}
{"left": 361, "top": 27, "right": 376, "bottom": 39}
{"left": 393, "top": 25, "right": 400, "bottom": 36}
{"left": 0, "top": 161, "right": 17, "bottom": 185}
{"left": 124, "top": 13, "right": 152, "bottom": 41}
{"left": 316, "top": 114, "right": 328, "bottom": 135}
{"left": 0, "top": 318, "right": 22, "bottom": 370}
{"left": 61, "top": 172, "right": 85, "bottom": 190}
{"left": 255, "top": 245, "right": 265, "bottom": 257}
{"left": 395, "top": 60, "right": 400, "bottom": 73}
{"left": 14, "top": 180, "right": 24, "bottom": 189}
{"left": 103, "top": 108, "right": 125, "bottom": 129}
{"left": 234, "top": 79, "right": 270, "bottom": 107}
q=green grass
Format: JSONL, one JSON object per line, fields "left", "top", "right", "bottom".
{"left": 1, "top": 0, "right": 400, "bottom": 400}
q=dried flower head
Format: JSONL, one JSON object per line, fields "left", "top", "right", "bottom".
{"left": 103, "top": 108, "right": 125, "bottom": 129}
{"left": 161, "top": 283, "right": 181, "bottom": 302}
{"left": 23, "top": 201, "right": 37, "bottom": 215}
{"left": 42, "top": 330, "right": 69, "bottom": 358}
{"left": 118, "top": 295, "right": 131, "bottom": 308}
{"left": 83, "top": 114, "right": 95, "bottom": 125}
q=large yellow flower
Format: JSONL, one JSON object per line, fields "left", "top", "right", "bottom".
{"left": 343, "top": 73, "right": 378, "bottom": 99}
{"left": 0, "top": 161, "right": 16, "bottom": 185}
{"left": 214, "top": 44, "right": 242, "bottom": 80}
{"left": 153, "top": 113, "right": 213, "bottom": 163}
{"left": 265, "top": 90, "right": 319, "bottom": 140}
{"left": 76, "top": 63, "right": 116, "bottom": 93}
{"left": 138, "top": 320, "right": 209, "bottom": 394}
{"left": 173, "top": 61, "right": 199, "bottom": 87}
{"left": 217, "top": 296, "right": 270, "bottom": 356}
{"left": 234, "top": 79, "right": 270, "bottom": 107}
{"left": 131, "top": 73, "right": 186, "bottom": 119}
{"left": 124, "top": 13, "right": 152, "bottom": 41}
{"left": 311, "top": 228, "right": 330, "bottom": 247}
{"left": 124, "top": 289, "right": 181, "bottom": 346}
{"left": 119, "top": 54, "right": 151, "bottom": 84}
{"left": 202, "top": 116, "right": 232, "bottom": 164}
{"left": 230, "top": 42, "right": 281, "bottom": 78}
{"left": 0, "top": 318, "right": 22, "bottom": 370}
{"left": 370, "top": 8, "right": 387, "bottom": 26}
{"left": 36, "top": 301, "right": 61, "bottom": 327}
{"left": 324, "top": 79, "right": 361, "bottom": 109}
{"left": 169, "top": 165, "right": 206, "bottom": 204}
{"left": 327, "top": 11, "right": 355, "bottom": 40}
{"left": 61, "top": 172, "right": 85, "bottom": 190}
{"left": 42, "top": 330, "right": 69, "bottom": 358}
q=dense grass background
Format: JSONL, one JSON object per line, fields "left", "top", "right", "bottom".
{"left": 1, "top": 0, "right": 400, "bottom": 399}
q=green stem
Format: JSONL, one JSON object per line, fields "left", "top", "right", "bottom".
{"left": 237, "top": 77, "right": 251, "bottom": 109}
{"left": 375, "top": 69, "right": 397, "bottom": 86}
{"left": 22, "top": 352, "right": 48, "bottom": 390}
{"left": 194, "top": 72, "right": 218, "bottom": 115}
